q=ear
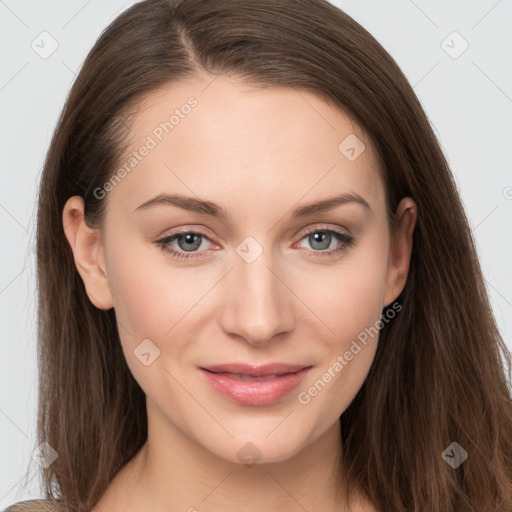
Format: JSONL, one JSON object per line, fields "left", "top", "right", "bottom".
{"left": 62, "top": 196, "right": 113, "bottom": 310}
{"left": 383, "top": 197, "right": 417, "bottom": 307}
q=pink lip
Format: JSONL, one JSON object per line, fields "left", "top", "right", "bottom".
{"left": 199, "top": 363, "right": 313, "bottom": 406}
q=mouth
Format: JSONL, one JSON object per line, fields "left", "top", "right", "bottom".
{"left": 199, "top": 363, "right": 313, "bottom": 406}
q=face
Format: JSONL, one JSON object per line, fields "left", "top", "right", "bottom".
{"left": 64, "top": 74, "right": 415, "bottom": 465}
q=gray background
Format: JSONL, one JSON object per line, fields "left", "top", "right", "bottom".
{"left": 1, "top": 0, "right": 511, "bottom": 506}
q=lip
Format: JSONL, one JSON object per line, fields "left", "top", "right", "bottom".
{"left": 199, "top": 363, "right": 313, "bottom": 406}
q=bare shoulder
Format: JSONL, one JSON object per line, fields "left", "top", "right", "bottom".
{"left": 3, "top": 499, "right": 60, "bottom": 512}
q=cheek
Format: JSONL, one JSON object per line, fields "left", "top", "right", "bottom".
{"left": 305, "top": 267, "right": 384, "bottom": 387}
{"left": 105, "top": 229, "right": 203, "bottom": 337}
{"left": 108, "top": 261, "right": 165, "bottom": 339}
{"left": 305, "top": 235, "right": 390, "bottom": 349}
{"left": 105, "top": 246, "right": 201, "bottom": 395}
{"left": 104, "top": 239, "right": 217, "bottom": 392}
{"left": 295, "top": 234, "right": 389, "bottom": 415}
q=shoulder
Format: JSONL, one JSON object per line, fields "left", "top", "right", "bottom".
{"left": 3, "top": 499, "right": 59, "bottom": 512}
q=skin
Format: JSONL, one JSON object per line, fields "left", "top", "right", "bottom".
{"left": 63, "top": 74, "right": 417, "bottom": 512}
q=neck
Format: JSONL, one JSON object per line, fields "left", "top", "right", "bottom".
{"left": 97, "top": 399, "right": 350, "bottom": 512}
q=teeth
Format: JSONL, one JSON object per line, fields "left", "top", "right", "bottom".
{"left": 222, "top": 373, "right": 282, "bottom": 381}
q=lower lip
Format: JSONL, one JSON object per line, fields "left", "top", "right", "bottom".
{"left": 200, "top": 367, "right": 312, "bottom": 406}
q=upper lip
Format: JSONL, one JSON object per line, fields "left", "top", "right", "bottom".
{"left": 200, "top": 363, "right": 311, "bottom": 377}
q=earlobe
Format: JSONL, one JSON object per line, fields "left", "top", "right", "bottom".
{"left": 383, "top": 197, "right": 417, "bottom": 307}
{"left": 62, "top": 196, "right": 114, "bottom": 310}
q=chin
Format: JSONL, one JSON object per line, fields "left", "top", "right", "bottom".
{"left": 200, "top": 423, "right": 314, "bottom": 466}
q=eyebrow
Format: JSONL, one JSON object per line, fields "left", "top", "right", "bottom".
{"left": 134, "top": 192, "right": 371, "bottom": 219}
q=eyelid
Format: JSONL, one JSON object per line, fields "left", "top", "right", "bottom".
{"left": 154, "top": 224, "right": 216, "bottom": 240}
{"left": 155, "top": 223, "right": 355, "bottom": 259}
{"left": 297, "top": 223, "right": 352, "bottom": 238}
{"left": 156, "top": 222, "right": 352, "bottom": 243}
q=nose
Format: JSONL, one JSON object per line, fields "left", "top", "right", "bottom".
{"left": 219, "top": 244, "right": 295, "bottom": 347}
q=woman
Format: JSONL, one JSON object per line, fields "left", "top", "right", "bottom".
{"left": 5, "top": 0, "right": 512, "bottom": 511}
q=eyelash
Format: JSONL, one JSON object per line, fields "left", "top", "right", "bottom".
{"left": 155, "top": 227, "right": 355, "bottom": 261}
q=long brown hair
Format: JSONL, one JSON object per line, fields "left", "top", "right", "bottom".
{"left": 18, "top": 0, "right": 512, "bottom": 510}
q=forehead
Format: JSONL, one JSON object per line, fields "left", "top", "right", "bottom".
{"left": 107, "top": 75, "right": 386, "bottom": 218}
